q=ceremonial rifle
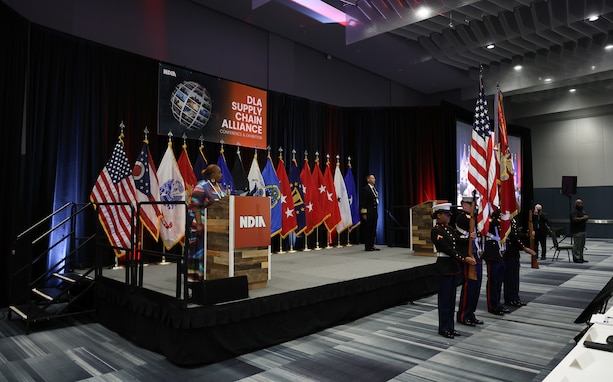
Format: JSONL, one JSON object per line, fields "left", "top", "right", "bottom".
{"left": 467, "top": 191, "right": 478, "bottom": 280}
{"left": 528, "top": 206, "right": 539, "bottom": 269}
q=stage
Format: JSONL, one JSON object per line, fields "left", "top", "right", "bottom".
{"left": 94, "top": 245, "right": 439, "bottom": 365}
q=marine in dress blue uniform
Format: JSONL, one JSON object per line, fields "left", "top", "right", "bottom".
{"left": 455, "top": 196, "right": 484, "bottom": 326}
{"left": 503, "top": 215, "right": 536, "bottom": 307}
{"left": 482, "top": 209, "right": 510, "bottom": 315}
{"left": 431, "top": 202, "right": 476, "bottom": 339}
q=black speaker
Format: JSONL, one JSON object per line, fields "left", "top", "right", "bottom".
{"left": 188, "top": 275, "right": 249, "bottom": 305}
{"left": 561, "top": 176, "right": 577, "bottom": 196}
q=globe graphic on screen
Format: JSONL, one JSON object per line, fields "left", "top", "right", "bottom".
{"left": 170, "top": 81, "right": 212, "bottom": 130}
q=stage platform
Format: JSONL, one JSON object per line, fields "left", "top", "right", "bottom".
{"left": 94, "top": 245, "right": 440, "bottom": 366}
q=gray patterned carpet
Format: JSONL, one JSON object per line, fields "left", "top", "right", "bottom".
{"left": 1, "top": 238, "right": 611, "bottom": 381}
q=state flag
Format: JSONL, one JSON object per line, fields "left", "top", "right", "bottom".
{"left": 132, "top": 141, "right": 161, "bottom": 241}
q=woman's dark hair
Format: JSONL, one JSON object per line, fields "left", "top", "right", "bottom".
{"left": 202, "top": 164, "right": 220, "bottom": 180}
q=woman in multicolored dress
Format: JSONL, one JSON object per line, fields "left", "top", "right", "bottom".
{"left": 187, "top": 164, "right": 226, "bottom": 281}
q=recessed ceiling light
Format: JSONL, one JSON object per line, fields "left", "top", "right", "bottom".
{"left": 415, "top": 6, "right": 431, "bottom": 18}
{"left": 514, "top": 65, "right": 523, "bottom": 71}
{"left": 592, "top": 65, "right": 597, "bottom": 70}
{"left": 588, "top": 15, "right": 599, "bottom": 22}
{"left": 605, "top": 44, "right": 613, "bottom": 50}
{"left": 544, "top": 78, "right": 552, "bottom": 82}
{"left": 569, "top": 88, "right": 576, "bottom": 93}
{"left": 486, "top": 44, "right": 495, "bottom": 49}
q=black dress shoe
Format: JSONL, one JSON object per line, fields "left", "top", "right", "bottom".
{"left": 372, "top": 247, "right": 381, "bottom": 251}
{"left": 489, "top": 310, "right": 504, "bottom": 316}
{"left": 458, "top": 320, "right": 476, "bottom": 326}
{"left": 439, "top": 331, "right": 454, "bottom": 339}
{"left": 518, "top": 301, "right": 527, "bottom": 306}
{"left": 473, "top": 319, "right": 484, "bottom": 325}
{"left": 452, "top": 330, "right": 461, "bottom": 336}
{"left": 365, "top": 248, "right": 374, "bottom": 252}
{"left": 502, "top": 308, "right": 511, "bottom": 313}
{"left": 540, "top": 256, "right": 546, "bottom": 260}
{"left": 582, "top": 260, "right": 589, "bottom": 263}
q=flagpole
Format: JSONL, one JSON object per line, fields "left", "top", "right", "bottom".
{"left": 346, "top": 228, "right": 352, "bottom": 247}
{"left": 278, "top": 234, "right": 286, "bottom": 254}
{"left": 336, "top": 230, "right": 342, "bottom": 248}
{"left": 303, "top": 232, "right": 311, "bottom": 251}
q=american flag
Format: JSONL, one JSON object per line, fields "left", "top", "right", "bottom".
{"left": 90, "top": 140, "right": 137, "bottom": 255}
{"left": 468, "top": 75, "right": 498, "bottom": 235}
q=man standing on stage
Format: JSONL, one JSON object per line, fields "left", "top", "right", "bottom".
{"left": 360, "top": 174, "right": 380, "bottom": 251}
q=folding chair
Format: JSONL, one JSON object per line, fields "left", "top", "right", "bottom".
{"left": 550, "top": 229, "right": 573, "bottom": 262}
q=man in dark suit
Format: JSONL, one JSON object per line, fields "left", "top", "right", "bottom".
{"left": 360, "top": 174, "right": 380, "bottom": 251}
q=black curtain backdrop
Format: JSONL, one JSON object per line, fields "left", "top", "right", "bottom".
{"left": 0, "top": 4, "right": 532, "bottom": 308}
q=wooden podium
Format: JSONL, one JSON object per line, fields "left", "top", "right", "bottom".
{"left": 204, "top": 196, "right": 271, "bottom": 290}
{"left": 410, "top": 200, "right": 447, "bottom": 257}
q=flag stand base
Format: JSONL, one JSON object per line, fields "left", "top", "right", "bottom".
{"left": 158, "top": 256, "right": 171, "bottom": 265}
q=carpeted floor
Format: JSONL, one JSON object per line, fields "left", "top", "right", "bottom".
{"left": 1, "top": 238, "right": 611, "bottom": 381}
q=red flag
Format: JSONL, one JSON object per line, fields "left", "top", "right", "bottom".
{"left": 90, "top": 139, "right": 137, "bottom": 256}
{"left": 178, "top": 144, "right": 198, "bottom": 200}
{"left": 468, "top": 75, "right": 497, "bottom": 235}
{"left": 323, "top": 159, "right": 341, "bottom": 232}
{"left": 277, "top": 157, "right": 297, "bottom": 238}
{"left": 300, "top": 158, "right": 316, "bottom": 235}
{"left": 496, "top": 88, "right": 517, "bottom": 243}
{"left": 310, "top": 157, "right": 330, "bottom": 230}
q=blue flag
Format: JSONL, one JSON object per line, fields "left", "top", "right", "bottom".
{"left": 262, "top": 155, "right": 282, "bottom": 237}
{"left": 193, "top": 146, "right": 208, "bottom": 181}
{"left": 289, "top": 158, "right": 307, "bottom": 235}
{"left": 230, "top": 149, "right": 249, "bottom": 195}
{"left": 216, "top": 150, "right": 234, "bottom": 194}
{"left": 344, "top": 164, "right": 361, "bottom": 230}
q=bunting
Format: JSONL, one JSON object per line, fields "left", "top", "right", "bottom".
{"left": 344, "top": 163, "right": 361, "bottom": 230}
{"left": 217, "top": 147, "right": 234, "bottom": 195}
{"left": 289, "top": 158, "right": 307, "bottom": 236}
{"left": 132, "top": 141, "right": 161, "bottom": 241}
{"left": 334, "top": 161, "right": 352, "bottom": 234}
{"left": 323, "top": 158, "right": 341, "bottom": 232}
{"left": 496, "top": 87, "right": 517, "bottom": 243}
{"left": 262, "top": 155, "right": 282, "bottom": 237}
{"left": 90, "top": 139, "right": 137, "bottom": 256}
{"left": 158, "top": 142, "right": 186, "bottom": 250}
{"left": 277, "top": 156, "right": 297, "bottom": 238}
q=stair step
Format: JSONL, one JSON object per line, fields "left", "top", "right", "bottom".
{"left": 53, "top": 272, "right": 94, "bottom": 283}
{"left": 9, "top": 303, "right": 55, "bottom": 321}
{"left": 32, "top": 287, "right": 70, "bottom": 302}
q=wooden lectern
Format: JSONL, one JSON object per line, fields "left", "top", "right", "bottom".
{"left": 204, "top": 196, "right": 271, "bottom": 290}
{"left": 410, "top": 200, "right": 447, "bottom": 257}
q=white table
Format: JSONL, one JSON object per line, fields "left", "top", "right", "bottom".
{"left": 544, "top": 306, "right": 613, "bottom": 382}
